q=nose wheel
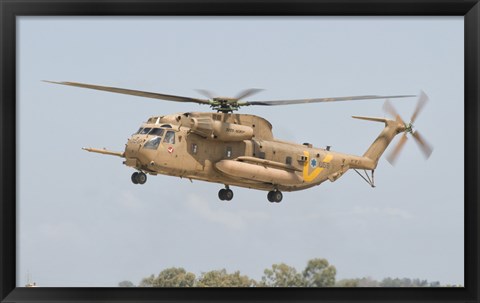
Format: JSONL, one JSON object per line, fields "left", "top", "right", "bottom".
{"left": 218, "top": 186, "right": 234, "bottom": 201}
{"left": 267, "top": 190, "right": 283, "bottom": 203}
{"left": 131, "top": 172, "right": 147, "bottom": 185}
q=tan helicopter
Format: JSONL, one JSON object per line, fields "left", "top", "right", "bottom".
{"left": 45, "top": 81, "right": 433, "bottom": 203}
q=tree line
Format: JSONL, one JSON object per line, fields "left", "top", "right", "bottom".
{"left": 118, "top": 257, "right": 451, "bottom": 287}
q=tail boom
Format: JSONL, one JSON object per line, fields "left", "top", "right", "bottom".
{"left": 351, "top": 116, "right": 405, "bottom": 169}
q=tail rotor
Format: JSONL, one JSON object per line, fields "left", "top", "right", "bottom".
{"left": 383, "top": 91, "right": 433, "bottom": 165}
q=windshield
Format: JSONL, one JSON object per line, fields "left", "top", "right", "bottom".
{"left": 139, "top": 127, "right": 152, "bottom": 135}
{"left": 141, "top": 128, "right": 166, "bottom": 150}
{"left": 144, "top": 136, "right": 162, "bottom": 150}
{"left": 136, "top": 127, "right": 165, "bottom": 136}
{"left": 149, "top": 128, "right": 165, "bottom": 136}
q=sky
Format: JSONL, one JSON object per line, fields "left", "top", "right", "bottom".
{"left": 17, "top": 16, "right": 464, "bottom": 287}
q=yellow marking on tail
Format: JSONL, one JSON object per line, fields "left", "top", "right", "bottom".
{"left": 303, "top": 152, "right": 333, "bottom": 182}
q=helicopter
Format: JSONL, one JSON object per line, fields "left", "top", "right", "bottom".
{"left": 45, "top": 81, "right": 433, "bottom": 203}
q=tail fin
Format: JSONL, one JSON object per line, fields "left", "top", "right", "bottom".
{"left": 352, "top": 116, "right": 404, "bottom": 169}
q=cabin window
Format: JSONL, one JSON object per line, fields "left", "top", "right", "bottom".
{"left": 286, "top": 156, "right": 292, "bottom": 165}
{"left": 191, "top": 143, "right": 198, "bottom": 154}
{"left": 259, "top": 151, "right": 265, "bottom": 159}
{"left": 144, "top": 136, "right": 161, "bottom": 150}
{"left": 140, "top": 127, "right": 152, "bottom": 135}
{"left": 149, "top": 128, "right": 164, "bottom": 136}
{"left": 226, "top": 147, "right": 232, "bottom": 158}
{"left": 164, "top": 130, "right": 175, "bottom": 144}
{"left": 160, "top": 124, "right": 172, "bottom": 128}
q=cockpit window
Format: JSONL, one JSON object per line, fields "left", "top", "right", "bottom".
{"left": 135, "top": 127, "right": 143, "bottom": 134}
{"left": 149, "top": 128, "right": 165, "bottom": 136}
{"left": 143, "top": 136, "right": 162, "bottom": 150}
{"left": 139, "top": 127, "right": 152, "bottom": 135}
{"left": 164, "top": 130, "right": 175, "bottom": 144}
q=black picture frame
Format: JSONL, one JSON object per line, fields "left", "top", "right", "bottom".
{"left": 1, "top": 0, "right": 478, "bottom": 302}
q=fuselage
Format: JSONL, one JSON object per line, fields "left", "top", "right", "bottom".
{"left": 122, "top": 112, "right": 376, "bottom": 192}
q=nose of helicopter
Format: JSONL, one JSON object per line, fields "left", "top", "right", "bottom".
{"left": 124, "top": 137, "right": 140, "bottom": 159}
{"left": 124, "top": 134, "right": 155, "bottom": 167}
{"left": 124, "top": 133, "right": 161, "bottom": 168}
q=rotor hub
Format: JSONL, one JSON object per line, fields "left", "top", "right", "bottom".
{"left": 212, "top": 97, "right": 237, "bottom": 102}
{"left": 405, "top": 123, "right": 414, "bottom": 134}
{"left": 210, "top": 100, "right": 241, "bottom": 113}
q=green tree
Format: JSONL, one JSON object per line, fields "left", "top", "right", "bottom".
{"left": 336, "top": 277, "right": 441, "bottom": 288}
{"left": 139, "top": 274, "right": 156, "bottom": 287}
{"left": 260, "top": 263, "right": 304, "bottom": 287}
{"left": 302, "top": 258, "right": 336, "bottom": 287}
{"left": 356, "top": 277, "right": 379, "bottom": 287}
{"left": 380, "top": 277, "right": 443, "bottom": 287}
{"left": 380, "top": 277, "right": 399, "bottom": 287}
{"left": 196, "top": 269, "right": 256, "bottom": 287}
{"left": 139, "top": 267, "right": 196, "bottom": 287}
{"left": 118, "top": 280, "right": 135, "bottom": 287}
{"left": 335, "top": 278, "right": 360, "bottom": 287}
{"left": 380, "top": 277, "right": 416, "bottom": 287}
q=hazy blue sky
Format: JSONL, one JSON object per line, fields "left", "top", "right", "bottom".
{"left": 17, "top": 16, "right": 463, "bottom": 287}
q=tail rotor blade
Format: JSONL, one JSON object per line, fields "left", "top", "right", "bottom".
{"left": 383, "top": 91, "right": 432, "bottom": 165}
{"left": 383, "top": 99, "right": 404, "bottom": 124}
{"left": 387, "top": 134, "right": 408, "bottom": 165}
{"left": 410, "top": 90, "right": 429, "bottom": 123}
{"left": 412, "top": 130, "right": 433, "bottom": 159}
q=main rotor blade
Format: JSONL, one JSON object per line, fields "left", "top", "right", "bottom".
{"left": 244, "top": 94, "right": 415, "bottom": 106}
{"left": 410, "top": 90, "right": 429, "bottom": 123}
{"left": 383, "top": 99, "right": 404, "bottom": 124}
{"left": 195, "top": 89, "right": 217, "bottom": 100}
{"left": 387, "top": 134, "right": 408, "bottom": 165}
{"left": 235, "top": 88, "right": 264, "bottom": 101}
{"left": 44, "top": 81, "right": 212, "bottom": 105}
{"left": 412, "top": 130, "right": 433, "bottom": 159}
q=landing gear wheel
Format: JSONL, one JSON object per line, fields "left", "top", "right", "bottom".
{"left": 136, "top": 172, "right": 147, "bottom": 184}
{"left": 218, "top": 189, "right": 227, "bottom": 201}
{"left": 224, "top": 189, "right": 233, "bottom": 201}
{"left": 218, "top": 188, "right": 234, "bottom": 201}
{"left": 273, "top": 191, "right": 283, "bottom": 203}
{"left": 132, "top": 172, "right": 147, "bottom": 185}
{"left": 267, "top": 191, "right": 275, "bottom": 203}
{"left": 267, "top": 190, "right": 283, "bottom": 203}
{"left": 131, "top": 172, "right": 139, "bottom": 184}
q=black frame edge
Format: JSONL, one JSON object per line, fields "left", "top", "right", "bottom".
{"left": 464, "top": 1, "right": 480, "bottom": 302}
{"left": 1, "top": 0, "right": 479, "bottom": 302}
{"left": 1, "top": 0, "right": 17, "bottom": 301}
